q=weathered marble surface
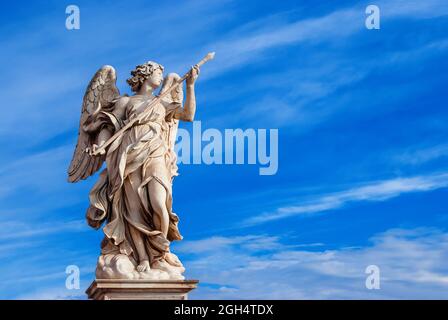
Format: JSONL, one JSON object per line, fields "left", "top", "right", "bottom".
{"left": 86, "top": 279, "right": 199, "bottom": 300}
{"left": 96, "top": 253, "right": 185, "bottom": 280}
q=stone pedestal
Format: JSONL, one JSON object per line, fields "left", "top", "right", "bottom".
{"left": 86, "top": 279, "right": 199, "bottom": 300}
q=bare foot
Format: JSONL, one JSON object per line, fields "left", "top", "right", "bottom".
{"left": 137, "top": 260, "right": 150, "bottom": 272}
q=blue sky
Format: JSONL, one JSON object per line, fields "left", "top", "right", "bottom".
{"left": 0, "top": 0, "right": 447, "bottom": 299}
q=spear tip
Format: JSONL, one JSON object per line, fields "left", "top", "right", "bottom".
{"left": 207, "top": 52, "right": 216, "bottom": 60}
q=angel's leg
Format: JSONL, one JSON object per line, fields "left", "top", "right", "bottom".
{"left": 148, "top": 179, "right": 169, "bottom": 238}
{"left": 147, "top": 179, "right": 174, "bottom": 273}
{"left": 129, "top": 226, "right": 150, "bottom": 272}
{"left": 124, "top": 174, "right": 150, "bottom": 272}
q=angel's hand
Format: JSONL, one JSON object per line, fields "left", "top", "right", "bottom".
{"left": 86, "top": 144, "right": 106, "bottom": 156}
{"left": 186, "top": 65, "right": 200, "bottom": 86}
{"left": 94, "top": 143, "right": 106, "bottom": 155}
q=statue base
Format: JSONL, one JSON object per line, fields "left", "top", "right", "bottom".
{"left": 86, "top": 279, "right": 199, "bottom": 300}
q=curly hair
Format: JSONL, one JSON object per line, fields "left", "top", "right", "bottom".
{"left": 126, "top": 61, "right": 164, "bottom": 92}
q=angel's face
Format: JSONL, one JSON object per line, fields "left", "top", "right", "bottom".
{"left": 146, "top": 68, "right": 164, "bottom": 89}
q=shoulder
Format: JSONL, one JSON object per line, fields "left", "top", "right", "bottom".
{"left": 116, "top": 96, "right": 134, "bottom": 113}
{"left": 114, "top": 96, "right": 131, "bottom": 108}
{"left": 108, "top": 95, "right": 131, "bottom": 119}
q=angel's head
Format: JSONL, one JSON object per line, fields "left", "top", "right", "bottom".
{"left": 127, "top": 61, "right": 164, "bottom": 93}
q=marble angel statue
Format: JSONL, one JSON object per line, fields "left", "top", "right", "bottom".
{"left": 67, "top": 53, "right": 214, "bottom": 280}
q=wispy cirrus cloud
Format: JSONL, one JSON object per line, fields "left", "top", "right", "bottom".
{"left": 0, "top": 144, "right": 89, "bottom": 220}
{"left": 394, "top": 144, "right": 448, "bottom": 166}
{"left": 175, "top": 235, "right": 288, "bottom": 254}
{"left": 0, "top": 219, "right": 86, "bottom": 241}
{"left": 204, "top": 0, "right": 448, "bottom": 78}
{"left": 243, "top": 172, "right": 448, "bottom": 226}
{"left": 0, "top": 145, "right": 72, "bottom": 194}
{"left": 205, "top": 9, "right": 448, "bottom": 130}
{"left": 180, "top": 227, "right": 448, "bottom": 299}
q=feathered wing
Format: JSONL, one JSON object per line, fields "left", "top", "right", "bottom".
{"left": 67, "top": 65, "right": 120, "bottom": 183}
{"left": 160, "top": 73, "right": 183, "bottom": 179}
{"left": 160, "top": 73, "right": 183, "bottom": 153}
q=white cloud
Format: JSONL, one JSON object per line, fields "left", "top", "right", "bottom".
{"left": 176, "top": 235, "right": 285, "bottom": 254}
{"left": 0, "top": 144, "right": 91, "bottom": 223}
{"left": 243, "top": 172, "right": 448, "bottom": 226}
{"left": 204, "top": 8, "right": 360, "bottom": 79}
{"left": 394, "top": 144, "right": 448, "bottom": 165}
{"left": 0, "top": 219, "right": 86, "bottom": 241}
{"left": 206, "top": 21, "right": 448, "bottom": 130}
{"left": 180, "top": 227, "right": 448, "bottom": 299}
{"left": 382, "top": 0, "right": 448, "bottom": 19}
{"left": 0, "top": 145, "right": 73, "bottom": 194}
{"left": 204, "top": 0, "right": 448, "bottom": 78}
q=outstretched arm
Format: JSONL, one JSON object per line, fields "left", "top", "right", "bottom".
{"left": 174, "top": 66, "right": 200, "bottom": 122}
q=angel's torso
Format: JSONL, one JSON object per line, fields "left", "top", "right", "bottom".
{"left": 128, "top": 95, "right": 165, "bottom": 119}
{"left": 114, "top": 95, "right": 176, "bottom": 152}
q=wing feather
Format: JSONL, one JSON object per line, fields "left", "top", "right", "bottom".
{"left": 160, "top": 73, "right": 183, "bottom": 154}
{"left": 67, "top": 65, "right": 120, "bottom": 183}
